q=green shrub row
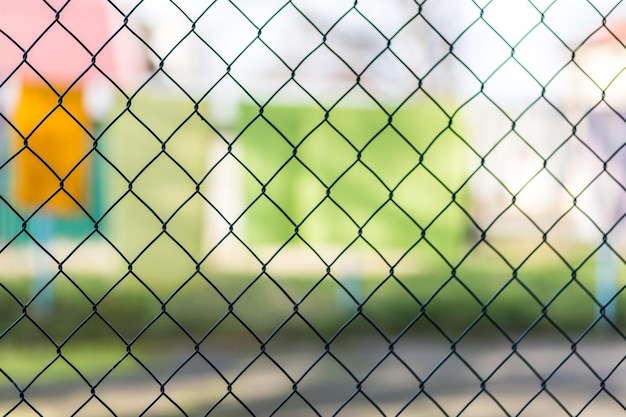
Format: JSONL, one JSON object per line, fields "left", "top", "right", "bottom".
{"left": 1, "top": 258, "right": 622, "bottom": 347}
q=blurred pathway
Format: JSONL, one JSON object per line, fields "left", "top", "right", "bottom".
{"left": 1, "top": 336, "right": 624, "bottom": 416}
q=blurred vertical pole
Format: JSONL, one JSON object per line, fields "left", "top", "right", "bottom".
{"left": 30, "top": 213, "right": 54, "bottom": 315}
{"left": 84, "top": 80, "right": 114, "bottom": 223}
{"left": 596, "top": 242, "right": 618, "bottom": 326}
{"left": 589, "top": 110, "right": 621, "bottom": 329}
{"left": 337, "top": 254, "right": 363, "bottom": 312}
{"left": 0, "top": 82, "right": 20, "bottom": 249}
{"left": 0, "top": 97, "right": 6, "bottom": 242}
{"left": 204, "top": 87, "right": 243, "bottom": 260}
{"left": 577, "top": 25, "right": 626, "bottom": 330}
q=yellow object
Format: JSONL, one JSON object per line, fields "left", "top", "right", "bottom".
{"left": 11, "top": 83, "right": 92, "bottom": 214}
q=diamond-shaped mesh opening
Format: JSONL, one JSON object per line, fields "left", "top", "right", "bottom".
{"left": 424, "top": 277, "right": 484, "bottom": 338}
{"left": 1, "top": 1, "right": 625, "bottom": 416}
{"left": 0, "top": 320, "right": 56, "bottom": 386}
{"left": 196, "top": 315, "right": 261, "bottom": 379}
{"left": 544, "top": 354, "right": 608, "bottom": 415}
{"left": 297, "top": 124, "right": 354, "bottom": 185}
{"left": 262, "top": 318, "right": 325, "bottom": 374}
{"left": 361, "top": 277, "right": 421, "bottom": 335}
{"left": 95, "top": 276, "right": 162, "bottom": 342}
{"left": 548, "top": 61, "right": 603, "bottom": 123}
{"left": 293, "top": 352, "right": 358, "bottom": 414}
{"left": 130, "top": 234, "right": 198, "bottom": 295}
{"left": 94, "top": 360, "right": 163, "bottom": 417}
{"left": 294, "top": 277, "right": 356, "bottom": 340}
{"left": 484, "top": 61, "right": 543, "bottom": 119}
{"left": 164, "top": 273, "right": 228, "bottom": 340}
{"left": 230, "top": 275, "right": 296, "bottom": 341}
{"left": 24, "top": 358, "right": 94, "bottom": 415}
{"left": 59, "top": 338, "right": 129, "bottom": 388}
{"left": 261, "top": 4, "right": 321, "bottom": 69}
{"left": 34, "top": 274, "right": 94, "bottom": 342}
{"left": 422, "top": 353, "right": 484, "bottom": 416}
{"left": 159, "top": 353, "right": 227, "bottom": 415}
{"left": 544, "top": 0, "right": 603, "bottom": 49}
{"left": 230, "top": 354, "right": 295, "bottom": 416}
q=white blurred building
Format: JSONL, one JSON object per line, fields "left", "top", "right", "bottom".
{"left": 115, "top": 0, "right": 626, "bottom": 243}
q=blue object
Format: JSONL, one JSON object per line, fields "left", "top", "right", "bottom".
{"left": 596, "top": 243, "right": 618, "bottom": 326}
{"left": 30, "top": 213, "right": 55, "bottom": 315}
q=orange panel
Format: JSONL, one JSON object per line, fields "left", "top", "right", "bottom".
{"left": 11, "top": 83, "right": 92, "bottom": 214}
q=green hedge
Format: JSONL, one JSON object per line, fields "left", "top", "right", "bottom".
{"left": 1, "top": 254, "right": 621, "bottom": 346}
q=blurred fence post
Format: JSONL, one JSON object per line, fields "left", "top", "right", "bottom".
{"left": 597, "top": 241, "right": 619, "bottom": 325}
{"left": 29, "top": 213, "right": 55, "bottom": 315}
{"left": 336, "top": 254, "right": 364, "bottom": 312}
{"left": 588, "top": 110, "right": 624, "bottom": 328}
{"left": 84, "top": 80, "right": 114, "bottom": 222}
{"left": 204, "top": 88, "right": 243, "bottom": 259}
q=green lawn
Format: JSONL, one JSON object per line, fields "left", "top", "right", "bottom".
{"left": 0, "top": 341, "right": 155, "bottom": 389}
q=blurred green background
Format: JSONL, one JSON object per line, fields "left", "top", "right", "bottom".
{"left": 0, "top": 93, "right": 623, "bottom": 387}
{"left": 235, "top": 100, "right": 468, "bottom": 252}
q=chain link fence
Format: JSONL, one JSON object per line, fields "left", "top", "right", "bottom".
{"left": 0, "top": 0, "right": 625, "bottom": 415}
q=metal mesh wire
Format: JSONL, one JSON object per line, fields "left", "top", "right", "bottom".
{"left": 0, "top": 0, "right": 625, "bottom": 416}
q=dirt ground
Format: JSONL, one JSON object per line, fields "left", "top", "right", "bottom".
{"left": 1, "top": 335, "right": 624, "bottom": 416}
